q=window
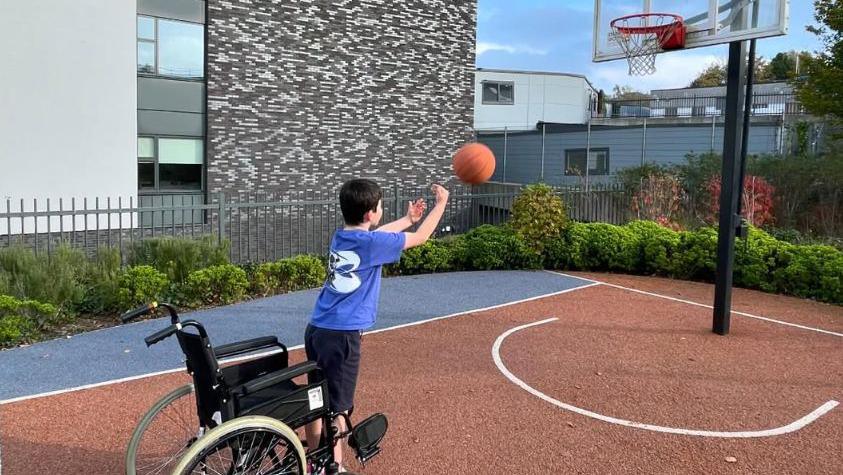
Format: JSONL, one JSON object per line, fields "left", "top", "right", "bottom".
{"left": 138, "top": 136, "right": 204, "bottom": 191}
{"left": 482, "top": 81, "right": 514, "bottom": 105}
{"left": 138, "top": 137, "right": 156, "bottom": 190}
{"left": 137, "top": 17, "right": 156, "bottom": 74}
{"left": 565, "top": 148, "right": 610, "bottom": 176}
{"left": 137, "top": 16, "right": 204, "bottom": 79}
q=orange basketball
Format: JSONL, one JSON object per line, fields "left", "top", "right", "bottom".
{"left": 452, "top": 142, "right": 496, "bottom": 185}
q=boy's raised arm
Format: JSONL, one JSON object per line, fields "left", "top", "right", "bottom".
{"left": 403, "top": 184, "right": 449, "bottom": 249}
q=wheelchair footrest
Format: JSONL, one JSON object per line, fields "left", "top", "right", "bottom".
{"left": 349, "top": 413, "right": 388, "bottom": 464}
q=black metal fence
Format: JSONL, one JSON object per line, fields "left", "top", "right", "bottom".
{"left": 0, "top": 185, "right": 633, "bottom": 264}
{"left": 600, "top": 93, "right": 804, "bottom": 119}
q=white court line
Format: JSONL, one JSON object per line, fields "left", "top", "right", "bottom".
{"left": 547, "top": 271, "right": 843, "bottom": 338}
{"left": 493, "top": 318, "right": 840, "bottom": 438}
{"left": 0, "top": 281, "right": 599, "bottom": 406}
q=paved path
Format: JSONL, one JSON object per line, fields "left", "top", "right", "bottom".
{"left": 0, "top": 271, "right": 590, "bottom": 402}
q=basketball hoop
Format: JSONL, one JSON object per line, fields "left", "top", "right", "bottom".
{"left": 611, "top": 13, "right": 686, "bottom": 75}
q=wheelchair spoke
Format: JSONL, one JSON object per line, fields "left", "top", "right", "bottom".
{"left": 131, "top": 385, "right": 203, "bottom": 475}
{"left": 184, "top": 428, "right": 302, "bottom": 475}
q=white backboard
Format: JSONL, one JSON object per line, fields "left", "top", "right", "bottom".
{"left": 593, "top": 0, "right": 790, "bottom": 62}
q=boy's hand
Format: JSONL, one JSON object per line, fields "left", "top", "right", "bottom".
{"left": 432, "top": 184, "right": 449, "bottom": 206}
{"left": 407, "top": 198, "right": 427, "bottom": 224}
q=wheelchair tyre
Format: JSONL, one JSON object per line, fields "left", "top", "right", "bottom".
{"left": 126, "top": 383, "right": 202, "bottom": 475}
{"left": 172, "top": 415, "right": 307, "bottom": 475}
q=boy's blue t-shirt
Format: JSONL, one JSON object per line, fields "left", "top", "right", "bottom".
{"left": 310, "top": 229, "right": 406, "bottom": 331}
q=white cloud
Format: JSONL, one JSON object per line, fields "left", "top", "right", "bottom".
{"left": 477, "top": 42, "right": 548, "bottom": 57}
{"left": 589, "top": 51, "right": 723, "bottom": 92}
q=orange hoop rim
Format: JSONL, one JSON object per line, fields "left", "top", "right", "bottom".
{"left": 610, "top": 13, "right": 684, "bottom": 36}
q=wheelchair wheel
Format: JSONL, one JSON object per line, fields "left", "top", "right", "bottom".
{"left": 172, "top": 416, "right": 307, "bottom": 475}
{"left": 126, "top": 384, "right": 202, "bottom": 475}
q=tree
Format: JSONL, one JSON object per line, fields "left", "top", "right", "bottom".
{"left": 769, "top": 52, "right": 796, "bottom": 79}
{"left": 690, "top": 63, "right": 727, "bottom": 87}
{"left": 794, "top": 0, "right": 843, "bottom": 121}
{"left": 689, "top": 57, "right": 772, "bottom": 88}
{"left": 611, "top": 85, "right": 650, "bottom": 100}
{"left": 768, "top": 51, "right": 814, "bottom": 80}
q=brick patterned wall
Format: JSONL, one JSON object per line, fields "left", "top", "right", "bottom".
{"left": 206, "top": 0, "right": 477, "bottom": 199}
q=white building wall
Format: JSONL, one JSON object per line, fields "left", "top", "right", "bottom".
{"left": 0, "top": 0, "right": 137, "bottom": 234}
{"left": 474, "top": 70, "right": 595, "bottom": 130}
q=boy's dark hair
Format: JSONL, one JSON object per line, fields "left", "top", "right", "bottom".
{"left": 339, "top": 179, "right": 383, "bottom": 225}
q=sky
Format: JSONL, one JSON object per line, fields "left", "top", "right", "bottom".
{"left": 476, "top": 0, "right": 823, "bottom": 92}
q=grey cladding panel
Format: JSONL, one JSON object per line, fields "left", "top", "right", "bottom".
{"left": 138, "top": 110, "right": 204, "bottom": 136}
{"left": 480, "top": 123, "right": 784, "bottom": 185}
{"left": 138, "top": 77, "right": 205, "bottom": 114}
{"left": 138, "top": 0, "right": 205, "bottom": 23}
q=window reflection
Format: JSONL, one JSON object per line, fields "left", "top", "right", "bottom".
{"left": 136, "top": 16, "right": 204, "bottom": 79}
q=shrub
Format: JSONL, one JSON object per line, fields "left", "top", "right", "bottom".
{"left": 770, "top": 245, "right": 843, "bottom": 304}
{"left": 116, "top": 265, "right": 170, "bottom": 311}
{"left": 0, "top": 315, "right": 33, "bottom": 345}
{"left": 616, "top": 163, "right": 675, "bottom": 196}
{"left": 183, "top": 264, "right": 249, "bottom": 306}
{"left": 281, "top": 255, "right": 327, "bottom": 291}
{"left": 251, "top": 256, "right": 326, "bottom": 295}
{"left": 543, "top": 233, "right": 572, "bottom": 270}
{"left": 128, "top": 236, "right": 229, "bottom": 283}
{"left": 455, "top": 225, "right": 542, "bottom": 270}
{"left": 629, "top": 173, "right": 684, "bottom": 229}
{"left": 705, "top": 175, "right": 776, "bottom": 227}
{"left": 0, "top": 294, "right": 59, "bottom": 329}
{"left": 0, "top": 245, "right": 87, "bottom": 315}
{"left": 672, "top": 227, "right": 719, "bottom": 281}
{"left": 624, "top": 220, "right": 680, "bottom": 275}
{"left": 0, "top": 295, "right": 58, "bottom": 345}
{"left": 734, "top": 226, "right": 793, "bottom": 292}
{"left": 393, "top": 240, "right": 455, "bottom": 275}
{"left": 508, "top": 183, "right": 568, "bottom": 253}
{"left": 79, "top": 247, "right": 123, "bottom": 314}
{"left": 566, "top": 223, "right": 638, "bottom": 272}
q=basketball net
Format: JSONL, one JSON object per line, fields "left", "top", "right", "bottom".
{"left": 611, "top": 14, "right": 685, "bottom": 76}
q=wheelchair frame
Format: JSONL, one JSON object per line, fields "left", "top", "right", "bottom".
{"left": 122, "top": 302, "right": 387, "bottom": 475}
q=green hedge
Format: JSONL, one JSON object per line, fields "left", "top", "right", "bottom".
{"left": 251, "top": 255, "right": 326, "bottom": 296}
{"left": 183, "top": 264, "right": 249, "bottom": 306}
{"left": 392, "top": 221, "right": 842, "bottom": 306}
{"left": 117, "top": 265, "right": 170, "bottom": 311}
{"left": 0, "top": 245, "right": 87, "bottom": 314}
{"left": 453, "top": 225, "right": 542, "bottom": 271}
{"left": 2, "top": 217, "right": 841, "bottom": 348}
{"left": 0, "top": 295, "right": 58, "bottom": 344}
{"left": 128, "top": 236, "right": 229, "bottom": 283}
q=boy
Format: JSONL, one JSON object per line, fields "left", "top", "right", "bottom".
{"left": 304, "top": 179, "right": 449, "bottom": 472}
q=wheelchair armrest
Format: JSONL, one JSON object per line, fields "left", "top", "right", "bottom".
{"left": 215, "top": 336, "right": 285, "bottom": 359}
{"left": 233, "top": 361, "right": 321, "bottom": 396}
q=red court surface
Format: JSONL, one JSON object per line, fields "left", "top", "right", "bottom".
{"left": 1, "top": 273, "right": 841, "bottom": 474}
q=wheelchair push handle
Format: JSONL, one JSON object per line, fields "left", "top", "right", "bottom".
{"left": 120, "top": 302, "right": 159, "bottom": 323}
{"left": 120, "top": 302, "right": 181, "bottom": 324}
{"left": 144, "top": 319, "right": 206, "bottom": 347}
{"left": 144, "top": 325, "right": 178, "bottom": 347}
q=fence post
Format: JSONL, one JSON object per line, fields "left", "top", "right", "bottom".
{"left": 641, "top": 117, "right": 647, "bottom": 166}
{"left": 711, "top": 114, "right": 717, "bottom": 152}
{"left": 585, "top": 119, "right": 591, "bottom": 192}
{"left": 540, "top": 123, "right": 546, "bottom": 181}
{"left": 217, "top": 191, "right": 226, "bottom": 246}
{"left": 503, "top": 127, "right": 508, "bottom": 183}
{"left": 393, "top": 184, "right": 401, "bottom": 221}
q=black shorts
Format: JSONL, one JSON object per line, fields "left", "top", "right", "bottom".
{"left": 304, "top": 324, "right": 361, "bottom": 413}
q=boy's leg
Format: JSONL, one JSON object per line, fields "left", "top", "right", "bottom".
{"left": 332, "top": 331, "right": 360, "bottom": 468}
{"left": 303, "top": 324, "right": 323, "bottom": 452}
{"left": 304, "top": 326, "right": 362, "bottom": 468}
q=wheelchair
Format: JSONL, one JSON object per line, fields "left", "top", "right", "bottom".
{"left": 122, "top": 302, "right": 388, "bottom": 475}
